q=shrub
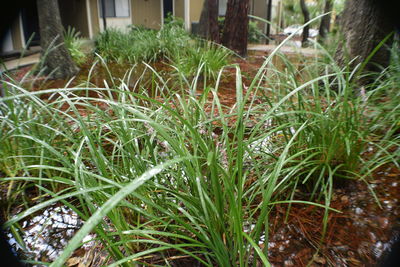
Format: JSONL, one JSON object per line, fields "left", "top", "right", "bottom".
{"left": 63, "top": 26, "right": 88, "bottom": 65}
{"left": 248, "top": 20, "right": 264, "bottom": 43}
{"left": 172, "top": 41, "right": 232, "bottom": 81}
{"left": 95, "top": 17, "right": 191, "bottom": 64}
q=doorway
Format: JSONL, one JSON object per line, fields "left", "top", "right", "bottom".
{"left": 21, "top": 1, "right": 40, "bottom": 47}
{"left": 163, "top": 0, "right": 173, "bottom": 20}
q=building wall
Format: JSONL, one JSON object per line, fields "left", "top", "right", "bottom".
{"left": 59, "top": 0, "right": 90, "bottom": 37}
{"left": 5, "top": 0, "right": 283, "bottom": 53}
{"left": 132, "top": 0, "right": 162, "bottom": 29}
{"left": 272, "top": 0, "right": 283, "bottom": 33}
{"left": 88, "top": 0, "right": 210, "bottom": 35}
{"left": 251, "top": 0, "right": 268, "bottom": 34}
{"left": 250, "top": 0, "right": 283, "bottom": 35}
{"left": 174, "top": 0, "right": 185, "bottom": 19}
{"left": 11, "top": 16, "right": 24, "bottom": 51}
{"left": 89, "top": 0, "right": 101, "bottom": 35}
{"left": 2, "top": 29, "right": 14, "bottom": 53}
{"left": 190, "top": 0, "right": 203, "bottom": 23}
{"left": 100, "top": 17, "right": 132, "bottom": 31}
{"left": 98, "top": 0, "right": 133, "bottom": 32}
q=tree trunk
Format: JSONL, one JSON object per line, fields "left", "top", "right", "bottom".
{"left": 222, "top": 0, "right": 250, "bottom": 57}
{"left": 208, "top": 0, "right": 220, "bottom": 43}
{"left": 266, "top": 0, "right": 273, "bottom": 44}
{"left": 300, "top": 0, "right": 310, "bottom": 47}
{"left": 37, "top": 0, "right": 79, "bottom": 79}
{"left": 198, "top": 0, "right": 209, "bottom": 38}
{"left": 335, "top": 0, "right": 396, "bottom": 74}
{"left": 198, "top": 0, "right": 220, "bottom": 43}
{"left": 318, "top": 0, "right": 333, "bottom": 41}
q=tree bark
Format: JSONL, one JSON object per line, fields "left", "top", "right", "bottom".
{"left": 37, "top": 0, "right": 79, "bottom": 79}
{"left": 198, "top": 0, "right": 220, "bottom": 43}
{"left": 300, "top": 0, "right": 310, "bottom": 47}
{"left": 222, "top": 0, "right": 250, "bottom": 57}
{"left": 208, "top": 0, "right": 220, "bottom": 43}
{"left": 318, "top": 0, "right": 333, "bottom": 41}
{"left": 198, "top": 0, "right": 209, "bottom": 38}
{"left": 266, "top": 0, "right": 273, "bottom": 44}
{"left": 335, "top": 0, "right": 396, "bottom": 73}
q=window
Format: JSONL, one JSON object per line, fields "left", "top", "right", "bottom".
{"left": 99, "top": 0, "right": 130, "bottom": 18}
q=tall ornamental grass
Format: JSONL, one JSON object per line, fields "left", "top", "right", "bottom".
{"left": 95, "top": 19, "right": 191, "bottom": 64}
{"left": 95, "top": 17, "right": 231, "bottom": 81}
{"left": 1, "top": 22, "right": 399, "bottom": 267}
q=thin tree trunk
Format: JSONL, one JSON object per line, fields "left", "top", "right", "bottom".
{"left": 318, "top": 0, "right": 333, "bottom": 41}
{"left": 300, "top": 0, "right": 310, "bottom": 47}
{"left": 198, "top": 0, "right": 220, "bottom": 43}
{"left": 222, "top": 0, "right": 250, "bottom": 57}
{"left": 37, "top": 0, "right": 79, "bottom": 79}
{"left": 208, "top": 0, "right": 220, "bottom": 43}
{"left": 198, "top": 0, "right": 209, "bottom": 38}
{"left": 335, "top": 0, "right": 396, "bottom": 74}
{"left": 266, "top": 0, "right": 272, "bottom": 44}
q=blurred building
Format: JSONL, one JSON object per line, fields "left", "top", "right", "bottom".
{"left": 1, "top": 0, "right": 283, "bottom": 55}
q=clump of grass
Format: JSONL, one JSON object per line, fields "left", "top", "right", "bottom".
{"left": 1, "top": 20, "right": 399, "bottom": 267}
{"left": 171, "top": 41, "right": 232, "bottom": 81}
{"left": 63, "top": 26, "right": 88, "bottom": 65}
{"left": 95, "top": 17, "right": 191, "bottom": 64}
{"left": 95, "top": 27, "right": 157, "bottom": 63}
{"left": 366, "top": 41, "right": 400, "bottom": 138}
{"left": 95, "top": 19, "right": 232, "bottom": 81}
{"left": 247, "top": 43, "right": 399, "bottom": 236}
{"left": 248, "top": 20, "right": 265, "bottom": 43}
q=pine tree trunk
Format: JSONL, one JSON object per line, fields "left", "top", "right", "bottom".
{"left": 318, "top": 0, "right": 333, "bottom": 41}
{"left": 198, "top": 0, "right": 220, "bottom": 43}
{"left": 37, "top": 0, "right": 79, "bottom": 79}
{"left": 198, "top": 0, "right": 209, "bottom": 38}
{"left": 208, "top": 0, "right": 220, "bottom": 43}
{"left": 222, "top": 0, "right": 250, "bottom": 57}
{"left": 300, "top": 0, "right": 310, "bottom": 47}
{"left": 335, "top": 0, "right": 396, "bottom": 73}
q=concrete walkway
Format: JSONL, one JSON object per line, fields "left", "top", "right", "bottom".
{"left": 248, "top": 43, "right": 319, "bottom": 57}
{"left": 1, "top": 53, "right": 41, "bottom": 72}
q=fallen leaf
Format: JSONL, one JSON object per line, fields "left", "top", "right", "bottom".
{"left": 66, "top": 257, "right": 81, "bottom": 266}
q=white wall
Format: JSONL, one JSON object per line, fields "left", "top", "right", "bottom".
{"left": 98, "top": 0, "right": 132, "bottom": 32}
{"left": 99, "top": 17, "right": 132, "bottom": 32}
{"left": 1, "top": 29, "right": 14, "bottom": 53}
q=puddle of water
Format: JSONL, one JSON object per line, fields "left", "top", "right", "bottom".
{"left": 7, "top": 205, "right": 96, "bottom": 265}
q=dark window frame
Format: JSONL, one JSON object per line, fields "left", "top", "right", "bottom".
{"left": 99, "top": 0, "right": 130, "bottom": 18}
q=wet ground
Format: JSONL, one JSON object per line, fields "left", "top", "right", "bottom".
{"left": 4, "top": 164, "right": 397, "bottom": 267}
{"left": 267, "top": 164, "right": 399, "bottom": 267}
{"left": 4, "top": 204, "right": 107, "bottom": 267}
{"left": 1, "top": 54, "right": 399, "bottom": 266}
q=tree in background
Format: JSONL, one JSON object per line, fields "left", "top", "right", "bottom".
{"left": 198, "top": 0, "right": 220, "bottom": 43}
{"left": 222, "top": 0, "right": 250, "bottom": 57}
{"left": 37, "top": 0, "right": 79, "bottom": 79}
{"left": 318, "top": 0, "right": 333, "bottom": 41}
{"left": 283, "top": 0, "right": 324, "bottom": 29}
{"left": 335, "top": 0, "right": 397, "bottom": 73}
{"left": 299, "top": 0, "right": 310, "bottom": 47}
